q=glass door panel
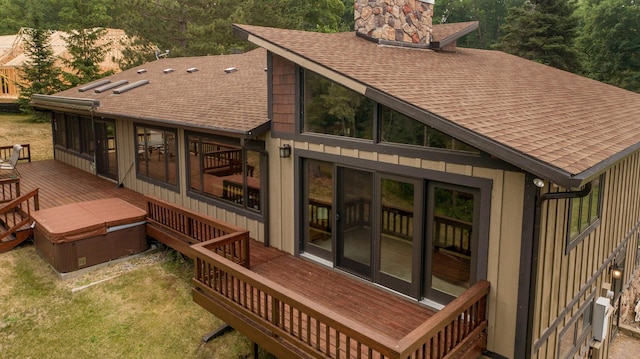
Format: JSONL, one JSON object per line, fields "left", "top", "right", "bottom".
{"left": 376, "top": 176, "right": 422, "bottom": 297}
{"left": 303, "top": 159, "right": 334, "bottom": 260}
{"left": 94, "top": 119, "right": 117, "bottom": 181}
{"left": 426, "top": 184, "right": 476, "bottom": 303}
{"left": 336, "top": 167, "right": 373, "bottom": 279}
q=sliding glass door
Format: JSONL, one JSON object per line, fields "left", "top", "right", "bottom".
{"left": 301, "top": 159, "right": 480, "bottom": 303}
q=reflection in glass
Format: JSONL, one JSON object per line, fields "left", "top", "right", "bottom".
{"left": 341, "top": 168, "right": 373, "bottom": 267}
{"left": 381, "top": 105, "right": 479, "bottom": 153}
{"left": 431, "top": 187, "right": 473, "bottom": 297}
{"left": 303, "top": 70, "right": 374, "bottom": 139}
{"left": 380, "top": 178, "right": 414, "bottom": 282}
{"left": 136, "top": 126, "right": 177, "bottom": 186}
{"left": 306, "top": 160, "right": 333, "bottom": 253}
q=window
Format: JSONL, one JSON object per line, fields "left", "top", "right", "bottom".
{"left": 52, "top": 112, "right": 94, "bottom": 155}
{"left": 187, "top": 134, "right": 261, "bottom": 212}
{"left": 557, "top": 300, "right": 593, "bottom": 359}
{"left": 380, "top": 105, "right": 479, "bottom": 153}
{"left": 136, "top": 125, "right": 177, "bottom": 188}
{"left": 567, "top": 176, "right": 602, "bottom": 251}
{"left": 302, "top": 69, "right": 374, "bottom": 139}
{"left": 1, "top": 76, "right": 9, "bottom": 94}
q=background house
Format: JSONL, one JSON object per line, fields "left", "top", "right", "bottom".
{"left": 0, "top": 27, "right": 127, "bottom": 109}
{"left": 30, "top": 1, "right": 640, "bottom": 358}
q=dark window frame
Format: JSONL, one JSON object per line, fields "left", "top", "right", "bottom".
{"left": 52, "top": 112, "right": 94, "bottom": 157}
{"left": 134, "top": 124, "right": 179, "bottom": 192}
{"left": 566, "top": 175, "right": 604, "bottom": 253}
{"left": 185, "top": 131, "right": 265, "bottom": 220}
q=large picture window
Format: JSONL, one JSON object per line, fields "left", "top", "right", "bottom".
{"left": 187, "top": 134, "right": 261, "bottom": 212}
{"left": 380, "top": 105, "right": 479, "bottom": 153}
{"left": 567, "top": 176, "right": 603, "bottom": 251}
{"left": 136, "top": 125, "right": 178, "bottom": 188}
{"left": 302, "top": 69, "right": 374, "bottom": 139}
{"left": 52, "top": 112, "right": 94, "bottom": 156}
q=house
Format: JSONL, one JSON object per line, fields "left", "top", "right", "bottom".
{"left": 0, "top": 28, "right": 128, "bottom": 107}
{"left": 29, "top": 1, "right": 640, "bottom": 358}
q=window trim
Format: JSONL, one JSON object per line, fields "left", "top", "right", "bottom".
{"left": 565, "top": 175, "right": 604, "bottom": 253}
{"left": 134, "top": 124, "right": 179, "bottom": 192}
{"left": 184, "top": 131, "right": 266, "bottom": 221}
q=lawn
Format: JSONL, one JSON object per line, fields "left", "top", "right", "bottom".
{"left": 0, "top": 113, "right": 272, "bottom": 358}
{"left": 0, "top": 113, "right": 54, "bottom": 161}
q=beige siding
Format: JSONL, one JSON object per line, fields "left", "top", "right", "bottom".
{"left": 54, "top": 148, "right": 95, "bottom": 174}
{"left": 266, "top": 141, "right": 525, "bottom": 358}
{"left": 532, "top": 152, "right": 640, "bottom": 358}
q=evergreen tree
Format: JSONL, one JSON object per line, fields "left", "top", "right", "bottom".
{"left": 17, "top": 1, "right": 65, "bottom": 114}
{"left": 579, "top": 0, "right": 640, "bottom": 92}
{"left": 59, "top": 0, "right": 114, "bottom": 87}
{"left": 495, "top": 0, "right": 582, "bottom": 73}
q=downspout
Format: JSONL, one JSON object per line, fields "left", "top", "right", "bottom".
{"left": 524, "top": 181, "right": 592, "bottom": 358}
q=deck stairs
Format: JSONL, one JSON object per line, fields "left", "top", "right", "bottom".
{"left": 0, "top": 188, "right": 39, "bottom": 253}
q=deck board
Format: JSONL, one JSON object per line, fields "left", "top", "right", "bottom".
{"left": 12, "top": 160, "right": 436, "bottom": 343}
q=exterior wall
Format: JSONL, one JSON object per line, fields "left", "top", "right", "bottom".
{"left": 267, "top": 138, "right": 526, "bottom": 358}
{"left": 54, "top": 118, "right": 266, "bottom": 243}
{"left": 266, "top": 52, "right": 525, "bottom": 357}
{"left": 54, "top": 147, "right": 95, "bottom": 174}
{"left": 532, "top": 152, "right": 640, "bottom": 358}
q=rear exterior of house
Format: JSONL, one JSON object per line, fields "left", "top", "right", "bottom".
{"left": 29, "top": 2, "right": 640, "bottom": 358}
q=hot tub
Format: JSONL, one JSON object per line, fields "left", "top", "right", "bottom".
{"left": 33, "top": 198, "right": 147, "bottom": 273}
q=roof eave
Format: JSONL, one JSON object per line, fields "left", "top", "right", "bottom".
{"left": 430, "top": 21, "right": 480, "bottom": 50}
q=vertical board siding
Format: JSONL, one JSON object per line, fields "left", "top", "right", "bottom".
{"left": 532, "top": 152, "right": 640, "bottom": 357}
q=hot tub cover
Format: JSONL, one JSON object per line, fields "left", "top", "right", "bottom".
{"left": 31, "top": 198, "right": 147, "bottom": 243}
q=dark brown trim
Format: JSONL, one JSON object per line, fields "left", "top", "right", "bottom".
{"left": 515, "top": 173, "right": 540, "bottom": 359}
{"left": 355, "top": 31, "right": 430, "bottom": 49}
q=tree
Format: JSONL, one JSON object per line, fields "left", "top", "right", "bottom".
{"left": 495, "top": 0, "right": 582, "bottom": 73}
{"left": 434, "top": 0, "right": 525, "bottom": 49}
{"left": 579, "top": 0, "right": 640, "bottom": 92}
{"left": 58, "top": 0, "right": 114, "bottom": 87}
{"left": 17, "top": 27, "right": 65, "bottom": 113}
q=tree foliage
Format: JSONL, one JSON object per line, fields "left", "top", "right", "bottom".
{"left": 59, "top": 0, "right": 114, "bottom": 86}
{"left": 495, "top": 0, "right": 582, "bottom": 73}
{"left": 579, "top": 0, "right": 640, "bottom": 92}
{"left": 17, "top": 3, "right": 65, "bottom": 114}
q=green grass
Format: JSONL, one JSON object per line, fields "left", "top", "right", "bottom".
{"left": 0, "top": 245, "right": 268, "bottom": 358}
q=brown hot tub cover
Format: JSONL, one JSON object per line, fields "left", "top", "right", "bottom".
{"left": 31, "top": 198, "right": 147, "bottom": 243}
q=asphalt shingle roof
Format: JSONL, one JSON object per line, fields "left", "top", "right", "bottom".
{"left": 236, "top": 24, "right": 640, "bottom": 186}
{"left": 51, "top": 48, "right": 268, "bottom": 137}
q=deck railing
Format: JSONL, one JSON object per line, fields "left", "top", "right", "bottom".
{"left": 145, "top": 195, "right": 249, "bottom": 265}
{"left": 308, "top": 199, "right": 471, "bottom": 256}
{"left": 0, "top": 188, "right": 39, "bottom": 251}
{"left": 192, "top": 243, "right": 489, "bottom": 359}
{"left": 0, "top": 177, "right": 20, "bottom": 204}
{"left": 0, "top": 144, "right": 31, "bottom": 163}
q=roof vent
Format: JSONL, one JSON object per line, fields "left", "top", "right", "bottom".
{"left": 224, "top": 67, "right": 237, "bottom": 74}
{"left": 163, "top": 68, "right": 174, "bottom": 74}
{"left": 94, "top": 80, "right": 129, "bottom": 93}
{"left": 186, "top": 67, "right": 199, "bottom": 73}
{"left": 137, "top": 69, "right": 147, "bottom": 74}
{"left": 113, "top": 80, "right": 150, "bottom": 94}
{"left": 78, "top": 79, "right": 111, "bottom": 92}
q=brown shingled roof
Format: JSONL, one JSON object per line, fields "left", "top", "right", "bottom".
{"left": 235, "top": 24, "right": 640, "bottom": 187}
{"left": 45, "top": 48, "right": 268, "bottom": 137}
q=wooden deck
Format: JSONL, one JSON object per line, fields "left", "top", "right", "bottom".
{"left": 5, "top": 160, "right": 488, "bottom": 358}
{"left": 10, "top": 159, "right": 147, "bottom": 210}
{"left": 7, "top": 160, "right": 434, "bottom": 336}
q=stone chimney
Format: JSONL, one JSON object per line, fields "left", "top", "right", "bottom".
{"left": 354, "top": 0, "right": 435, "bottom": 47}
